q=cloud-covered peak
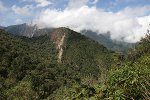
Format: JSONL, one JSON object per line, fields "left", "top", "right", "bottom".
{"left": 1, "top": 0, "right": 150, "bottom": 43}
{"left": 34, "top": 4, "right": 150, "bottom": 43}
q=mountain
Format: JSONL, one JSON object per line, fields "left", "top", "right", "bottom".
{"left": 51, "top": 28, "right": 113, "bottom": 74}
{"left": 3, "top": 23, "right": 37, "bottom": 37}
{"left": 1, "top": 24, "right": 135, "bottom": 52}
{"left": 0, "top": 26, "right": 4, "bottom": 29}
{"left": 0, "top": 27, "right": 113, "bottom": 99}
{"left": 0, "top": 26, "right": 149, "bottom": 100}
{"left": 50, "top": 30, "right": 150, "bottom": 100}
{"left": 0, "top": 26, "right": 5, "bottom": 29}
{"left": 82, "top": 30, "right": 135, "bottom": 53}
{"left": 2, "top": 23, "right": 53, "bottom": 37}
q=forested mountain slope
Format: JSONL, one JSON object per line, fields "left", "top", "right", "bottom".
{"left": 0, "top": 28, "right": 113, "bottom": 99}
{"left": 51, "top": 34, "right": 150, "bottom": 100}
{"left": 1, "top": 27, "right": 149, "bottom": 100}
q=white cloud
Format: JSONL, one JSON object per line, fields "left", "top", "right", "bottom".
{"left": 16, "top": 19, "right": 23, "bottom": 24}
{"left": 90, "top": 0, "right": 99, "bottom": 4}
{"left": 34, "top": 3, "right": 150, "bottom": 43}
{"left": 119, "top": 6, "right": 150, "bottom": 17}
{"left": 12, "top": 5, "right": 32, "bottom": 16}
{"left": 67, "top": 0, "right": 99, "bottom": 8}
{"left": 34, "top": 0, "right": 52, "bottom": 7}
{"left": 0, "top": 1, "right": 6, "bottom": 12}
{"left": 67, "top": 0, "right": 89, "bottom": 9}
{"left": 20, "top": 0, "right": 52, "bottom": 7}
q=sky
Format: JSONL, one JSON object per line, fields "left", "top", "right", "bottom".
{"left": 0, "top": 0, "right": 150, "bottom": 42}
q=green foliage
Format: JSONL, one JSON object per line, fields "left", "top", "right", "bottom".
{"left": 105, "top": 63, "right": 150, "bottom": 100}
{"left": 0, "top": 29, "right": 59, "bottom": 99}
{"left": 0, "top": 29, "right": 149, "bottom": 100}
{"left": 50, "top": 34, "right": 150, "bottom": 100}
{"left": 63, "top": 30, "right": 112, "bottom": 75}
{"left": 6, "top": 81, "right": 39, "bottom": 100}
{"left": 0, "top": 29, "right": 113, "bottom": 99}
{"left": 101, "top": 34, "right": 150, "bottom": 100}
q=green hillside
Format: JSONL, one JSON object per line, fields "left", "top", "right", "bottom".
{"left": 51, "top": 34, "right": 150, "bottom": 100}
{"left": 0, "top": 28, "right": 149, "bottom": 100}
{"left": 0, "top": 28, "right": 113, "bottom": 99}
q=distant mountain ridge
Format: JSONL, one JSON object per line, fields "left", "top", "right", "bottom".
{"left": 83, "top": 30, "right": 135, "bottom": 52}
{"left": 1, "top": 23, "right": 135, "bottom": 52}
{"left": 0, "top": 26, "right": 5, "bottom": 30}
{"left": 2, "top": 23, "right": 53, "bottom": 37}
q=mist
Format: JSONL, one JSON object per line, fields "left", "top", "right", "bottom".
{"left": 33, "top": 1, "right": 150, "bottom": 43}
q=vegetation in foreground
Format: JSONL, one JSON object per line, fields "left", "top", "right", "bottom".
{"left": 0, "top": 28, "right": 150, "bottom": 99}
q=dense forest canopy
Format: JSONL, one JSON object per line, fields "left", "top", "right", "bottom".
{"left": 0, "top": 27, "right": 150, "bottom": 100}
